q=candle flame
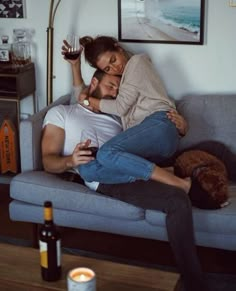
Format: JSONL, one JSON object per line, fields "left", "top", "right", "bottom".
{"left": 73, "top": 273, "right": 92, "bottom": 282}
{"left": 79, "top": 274, "right": 87, "bottom": 282}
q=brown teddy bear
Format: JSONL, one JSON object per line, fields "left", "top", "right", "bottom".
{"left": 174, "top": 150, "right": 229, "bottom": 209}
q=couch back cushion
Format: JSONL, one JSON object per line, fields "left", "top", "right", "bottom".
{"left": 20, "top": 95, "right": 70, "bottom": 172}
{"left": 177, "top": 95, "right": 236, "bottom": 154}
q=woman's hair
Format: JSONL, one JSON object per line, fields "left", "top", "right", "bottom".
{"left": 80, "top": 35, "right": 120, "bottom": 68}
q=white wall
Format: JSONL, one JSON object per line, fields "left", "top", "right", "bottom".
{"left": 0, "top": 0, "right": 236, "bottom": 115}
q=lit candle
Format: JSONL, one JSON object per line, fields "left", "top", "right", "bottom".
{"left": 72, "top": 271, "right": 93, "bottom": 282}
{"left": 67, "top": 267, "right": 96, "bottom": 291}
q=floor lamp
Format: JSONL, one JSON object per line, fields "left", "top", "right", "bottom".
{"left": 47, "top": 0, "right": 61, "bottom": 105}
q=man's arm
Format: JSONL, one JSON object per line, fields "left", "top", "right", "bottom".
{"left": 42, "top": 124, "right": 94, "bottom": 173}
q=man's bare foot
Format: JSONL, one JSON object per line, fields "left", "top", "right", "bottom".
{"left": 182, "top": 177, "right": 191, "bottom": 194}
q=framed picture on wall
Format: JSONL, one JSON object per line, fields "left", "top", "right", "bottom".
{"left": 0, "top": 0, "right": 26, "bottom": 18}
{"left": 118, "top": 0, "right": 205, "bottom": 45}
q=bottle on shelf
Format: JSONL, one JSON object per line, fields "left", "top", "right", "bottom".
{"left": 12, "top": 29, "right": 31, "bottom": 66}
{"left": 0, "top": 35, "right": 12, "bottom": 65}
{"left": 39, "top": 201, "right": 61, "bottom": 281}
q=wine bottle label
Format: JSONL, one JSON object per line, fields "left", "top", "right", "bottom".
{"left": 39, "top": 240, "right": 48, "bottom": 268}
{"left": 39, "top": 240, "right": 61, "bottom": 268}
{"left": 57, "top": 239, "right": 61, "bottom": 267}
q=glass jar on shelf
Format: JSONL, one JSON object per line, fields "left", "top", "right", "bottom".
{"left": 12, "top": 29, "right": 31, "bottom": 66}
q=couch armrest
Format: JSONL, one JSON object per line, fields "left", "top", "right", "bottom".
{"left": 20, "top": 94, "right": 71, "bottom": 172}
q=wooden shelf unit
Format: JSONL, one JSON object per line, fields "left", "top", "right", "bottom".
{"left": 0, "top": 63, "right": 36, "bottom": 174}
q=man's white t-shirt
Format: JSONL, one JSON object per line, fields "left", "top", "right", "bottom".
{"left": 43, "top": 103, "right": 122, "bottom": 190}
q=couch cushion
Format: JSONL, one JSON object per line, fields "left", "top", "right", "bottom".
{"left": 10, "top": 171, "right": 144, "bottom": 221}
{"left": 10, "top": 200, "right": 164, "bottom": 240}
{"left": 177, "top": 95, "right": 236, "bottom": 154}
{"left": 145, "top": 183, "right": 236, "bottom": 236}
{"left": 20, "top": 94, "right": 71, "bottom": 172}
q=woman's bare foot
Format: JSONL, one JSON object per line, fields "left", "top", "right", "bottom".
{"left": 164, "top": 166, "right": 174, "bottom": 173}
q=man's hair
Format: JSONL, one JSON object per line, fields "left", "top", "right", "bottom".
{"left": 92, "top": 69, "right": 106, "bottom": 81}
{"left": 90, "top": 69, "right": 120, "bottom": 99}
{"left": 89, "top": 69, "right": 106, "bottom": 99}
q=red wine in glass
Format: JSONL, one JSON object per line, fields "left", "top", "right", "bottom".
{"left": 88, "top": 146, "right": 98, "bottom": 158}
{"left": 64, "top": 51, "right": 81, "bottom": 60}
{"left": 80, "top": 129, "right": 98, "bottom": 158}
{"left": 83, "top": 146, "right": 98, "bottom": 158}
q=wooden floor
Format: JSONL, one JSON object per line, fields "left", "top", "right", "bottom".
{"left": 0, "top": 243, "right": 179, "bottom": 291}
{"left": 1, "top": 183, "right": 236, "bottom": 275}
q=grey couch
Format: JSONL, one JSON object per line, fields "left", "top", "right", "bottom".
{"left": 9, "top": 94, "right": 236, "bottom": 252}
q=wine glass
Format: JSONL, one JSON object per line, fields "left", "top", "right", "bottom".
{"left": 80, "top": 129, "right": 99, "bottom": 158}
{"left": 64, "top": 34, "right": 82, "bottom": 60}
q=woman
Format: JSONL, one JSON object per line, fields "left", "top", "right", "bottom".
{"left": 77, "top": 35, "right": 191, "bottom": 193}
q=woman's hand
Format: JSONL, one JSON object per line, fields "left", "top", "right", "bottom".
{"left": 167, "top": 110, "right": 188, "bottom": 136}
{"left": 61, "top": 39, "right": 83, "bottom": 66}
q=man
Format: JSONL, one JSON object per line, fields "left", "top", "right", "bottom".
{"left": 41, "top": 45, "right": 208, "bottom": 291}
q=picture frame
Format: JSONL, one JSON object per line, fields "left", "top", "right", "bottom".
{"left": 118, "top": 0, "right": 205, "bottom": 45}
{"left": 0, "top": 0, "right": 26, "bottom": 18}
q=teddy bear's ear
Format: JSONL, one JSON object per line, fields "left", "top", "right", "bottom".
{"left": 189, "top": 178, "right": 223, "bottom": 209}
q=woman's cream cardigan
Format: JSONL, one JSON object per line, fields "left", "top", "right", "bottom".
{"left": 100, "top": 54, "right": 175, "bottom": 130}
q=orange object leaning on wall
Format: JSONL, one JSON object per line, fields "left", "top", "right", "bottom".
{"left": 0, "top": 119, "right": 18, "bottom": 174}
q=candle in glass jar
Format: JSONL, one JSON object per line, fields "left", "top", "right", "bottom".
{"left": 67, "top": 267, "right": 96, "bottom": 291}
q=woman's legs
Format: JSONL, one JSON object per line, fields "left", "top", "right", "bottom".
{"left": 78, "top": 159, "right": 191, "bottom": 193}
{"left": 77, "top": 159, "right": 138, "bottom": 184}
{"left": 151, "top": 165, "right": 191, "bottom": 193}
{"left": 79, "top": 111, "right": 191, "bottom": 192}
{"left": 98, "top": 111, "right": 179, "bottom": 163}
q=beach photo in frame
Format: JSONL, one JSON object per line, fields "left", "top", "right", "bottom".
{"left": 0, "top": 0, "right": 26, "bottom": 18}
{"left": 118, "top": 0, "right": 205, "bottom": 45}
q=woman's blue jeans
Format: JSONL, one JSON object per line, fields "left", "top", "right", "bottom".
{"left": 78, "top": 111, "right": 179, "bottom": 183}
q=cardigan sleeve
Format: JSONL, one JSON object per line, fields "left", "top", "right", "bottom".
{"left": 99, "top": 56, "right": 142, "bottom": 116}
{"left": 100, "top": 82, "right": 139, "bottom": 116}
{"left": 70, "top": 82, "right": 86, "bottom": 104}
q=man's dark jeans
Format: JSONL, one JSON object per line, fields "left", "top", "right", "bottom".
{"left": 97, "top": 181, "right": 207, "bottom": 291}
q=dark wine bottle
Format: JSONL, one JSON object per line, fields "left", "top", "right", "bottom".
{"left": 39, "top": 201, "right": 61, "bottom": 281}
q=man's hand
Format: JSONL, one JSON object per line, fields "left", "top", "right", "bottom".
{"left": 167, "top": 110, "right": 188, "bottom": 136}
{"left": 42, "top": 124, "right": 94, "bottom": 173}
{"left": 70, "top": 142, "right": 95, "bottom": 168}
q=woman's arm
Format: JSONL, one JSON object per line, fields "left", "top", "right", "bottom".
{"left": 62, "top": 40, "right": 84, "bottom": 87}
{"left": 62, "top": 40, "right": 85, "bottom": 103}
{"left": 100, "top": 83, "right": 139, "bottom": 116}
